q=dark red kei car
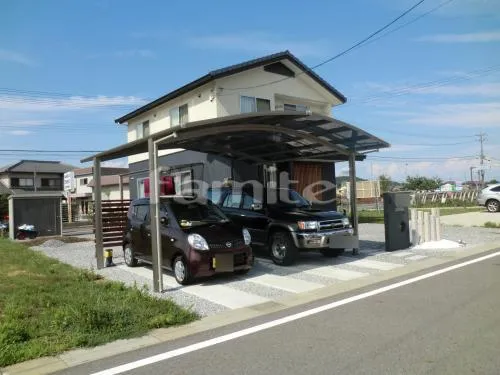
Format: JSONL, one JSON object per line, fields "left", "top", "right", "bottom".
{"left": 122, "top": 196, "right": 253, "bottom": 284}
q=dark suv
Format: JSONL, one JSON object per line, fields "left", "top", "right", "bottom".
{"left": 123, "top": 196, "right": 253, "bottom": 284}
{"left": 207, "top": 187, "right": 354, "bottom": 266}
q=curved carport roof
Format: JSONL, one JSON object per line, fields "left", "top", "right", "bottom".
{"left": 81, "top": 112, "right": 389, "bottom": 164}
{"left": 84, "top": 111, "right": 390, "bottom": 289}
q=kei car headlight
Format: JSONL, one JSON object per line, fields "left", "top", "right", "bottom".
{"left": 297, "top": 221, "right": 318, "bottom": 230}
{"left": 342, "top": 217, "right": 351, "bottom": 227}
{"left": 187, "top": 233, "right": 209, "bottom": 251}
{"left": 242, "top": 228, "right": 252, "bottom": 245}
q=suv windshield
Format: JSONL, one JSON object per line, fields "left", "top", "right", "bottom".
{"left": 267, "top": 189, "right": 311, "bottom": 208}
{"left": 167, "top": 199, "right": 229, "bottom": 227}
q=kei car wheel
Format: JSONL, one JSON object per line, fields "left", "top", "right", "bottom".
{"left": 173, "top": 256, "right": 192, "bottom": 285}
{"left": 320, "top": 248, "right": 345, "bottom": 258}
{"left": 269, "top": 231, "right": 298, "bottom": 266}
{"left": 486, "top": 199, "right": 500, "bottom": 213}
{"left": 123, "top": 243, "right": 138, "bottom": 267}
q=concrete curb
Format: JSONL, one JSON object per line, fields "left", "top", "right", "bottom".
{"left": 2, "top": 241, "right": 499, "bottom": 375}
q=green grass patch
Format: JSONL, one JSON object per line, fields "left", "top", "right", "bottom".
{"left": 484, "top": 221, "right": 500, "bottom": 228}
{"left": 0, "top": 238, "right": 198, "bottom": 367}
{"left": 357, "top": 206, "right": 483, "bottom": 224}
{"left": 358, "top": 210, "right": 384, "bottom": 224}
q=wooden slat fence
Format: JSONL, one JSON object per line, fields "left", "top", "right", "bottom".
{"left": 98, "top": 200, "right": 131, "bottom": 247}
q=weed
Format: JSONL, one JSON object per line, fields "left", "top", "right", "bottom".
{"left": 484, "top": 221, "right": 500, "bottom": 228}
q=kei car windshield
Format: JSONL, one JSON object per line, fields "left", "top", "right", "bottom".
{"left": 168, "top": 199, "right": 229, "bottom": 227}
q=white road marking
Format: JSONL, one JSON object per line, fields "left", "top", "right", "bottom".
{"left": 303, "top": 266, "right": 368, "bottom": 281}
{"left": 93, "top": 251, "right": 500, "bottom": 375}
{"left": 339, "top": 257, "right": 404, "bottom": 271}
{"left": 117, "top": 265, "right": 269, "bottom": 309}
{"left": 391, "top": 251, "right": 414, "bottom": 257}
{"left": 407, "top": 255, "right": 428, "bottom": 261}
{"left": 247, "top": 274, "right": 324, "bottom": 293}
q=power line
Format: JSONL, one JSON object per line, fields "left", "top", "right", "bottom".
{"left": 0, "top": 149, "right": 103, "bottom": 153}
{"left": 219, "top": 0, "right": 428, "bottom": 92}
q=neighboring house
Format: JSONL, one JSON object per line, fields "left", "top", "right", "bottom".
{"left": 0, "top": 160, "right": 74, "bottom": 194}
{"left": 67, "top": 167, "right": 129, "bottom": 218}
{"left": 114, "top": 50, "right": 348, "bottom": 205}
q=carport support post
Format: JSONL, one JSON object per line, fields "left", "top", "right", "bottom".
{"left": 148, "top": 138, "right": 163, "bottom": 293}
{"left": 93, "top": 157, "right": 104, "bottom": 269}
{"left": 348, "top": 152, "right": 359, "bottom": 255}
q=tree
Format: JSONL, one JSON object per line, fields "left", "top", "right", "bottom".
{"left": 379, "top": 174, "right": 391, "bottom": 194}
{"left": 489, "top": 179, "right": 499, "bottom": 184}
{"left": 403, "top": 175, "right": 442, "bottom": 191}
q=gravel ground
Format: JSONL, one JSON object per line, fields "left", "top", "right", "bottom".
{"left": 29, "top": 223, "right": 500, "bottom": 317}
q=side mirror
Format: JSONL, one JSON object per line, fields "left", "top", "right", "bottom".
{"left": 160, "top": 217, "right": 168, "bottom": 225}
{"left": 251, "top": 203, "right": 263, "bottom": 211}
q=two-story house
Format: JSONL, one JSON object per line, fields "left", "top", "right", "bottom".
{"left": 0, "top": 160, "right": 74, "bottom": 194}
{"left": 67, "top": 167, "right": 129, "bottom": 219}
{"left": 114, "top": 51, "right": 348, "bottom": 204}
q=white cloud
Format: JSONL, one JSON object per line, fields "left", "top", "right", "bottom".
{"left": 364, "top": 82, "right": 500, "bottom": 97}
{"left": 0, "top": 119, "right": 51, "bottom": 126}
{"left": 0, "top": 49, "right": 36, "bottom": 66}
{"left": 404, "top": 102, "right": 500, "bottom": 127}
{"left": 187, "top": 32, "right": 329, "bottom": 57}
{"left": 0, "top": 95, "right": 146, "bottom": 112}
{"left": 416, "top": 31, "right": 500, "bottom": 43}
{"left": 8, "top": 130, "right": 32, "bottom": 136}
{"left": 88, "top": 49, "right": 155, "bottom": 59}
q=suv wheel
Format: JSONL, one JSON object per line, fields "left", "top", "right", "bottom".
{"left": 173, "top": 256, "right": 192, "bottom": 285}
{"left": 269, "top": 231, "right": 298, "bottom": 266}
{"left": 320, "top": 248, "right": 345, "bottom": 258}
{"left": 124, "top": 243, "right": 138, "bottom": 267}
{"left": 486, "top": 199, "right": 500, "bottom": 213}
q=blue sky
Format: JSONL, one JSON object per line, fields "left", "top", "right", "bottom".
{"left": 1, "top": 0, "right": 499, "bottom": 182}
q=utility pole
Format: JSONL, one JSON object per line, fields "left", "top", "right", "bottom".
{"left": 476, "top": 133, "right": 486, "bottom": 187}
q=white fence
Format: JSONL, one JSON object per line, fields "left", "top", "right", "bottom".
{"left": 411, "top": 191, "right": 478, "bottom": 206}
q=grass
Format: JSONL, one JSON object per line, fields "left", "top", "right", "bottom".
{"left": 484, "top": 221, "right": 500, "bottom": 228}
{"left": 0, "top": 238, "right": 198, "bottom": 367}
{"left": 357, "top": 206, "right": 484, "bottom": 224}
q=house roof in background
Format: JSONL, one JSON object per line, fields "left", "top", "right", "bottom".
{"left": 115, "top": 50, "right": 347, "bottom": 124}
{"left": 73, "top": 167, "right": 129, "bottom": 177}
{"left": 87, "top": 175, "right": 130, "bottom": 187}
{"left": 0, "top": 160, "right": 75, "bottom": 174}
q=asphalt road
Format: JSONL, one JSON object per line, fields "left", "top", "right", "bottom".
{"left": 58, "top": 250, "right": 500, "bottom": 375}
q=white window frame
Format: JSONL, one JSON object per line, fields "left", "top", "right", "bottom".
{"left": 171, "top": 170, "right": 193, "bottom": 195}
{"left": 240, "top": 96, "right": 271, "bottom": 113}
{"left": 135, "top": 120, "right": 149, "bottom": 140}
{"left": 284, "top": 103, "right": 309, "bottom": 112}
{"left": 137, "top": 177, "right": 147, "bottom": 199}
{"left": 170, "top": 104, "right": 189, "bottom": 126}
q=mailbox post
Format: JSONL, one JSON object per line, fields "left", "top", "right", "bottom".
{"left": 383, "top": 192, "right": 411, "bottom": 251}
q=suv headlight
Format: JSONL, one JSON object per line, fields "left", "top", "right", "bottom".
{"left": 297, "top": 221, "right": 318, "bottom": 230}
{"left": 242, "top": 228, "right": 251, "bottom": 245}
{"left": 342, "top": 217, "right": 351, "bottom": 227}
{"left": 187, "top": 233, "right": 209, "bottom": 251}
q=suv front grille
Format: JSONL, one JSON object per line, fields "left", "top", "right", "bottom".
{"left": 209, "top": 239, "right": 245, "bottom": 249}
{"left": 318, "top": 219, "right": 344, "bottom": 231}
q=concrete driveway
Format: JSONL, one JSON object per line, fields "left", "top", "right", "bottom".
{"left": 440, "top": 211, "right": 500, "bottom": 227}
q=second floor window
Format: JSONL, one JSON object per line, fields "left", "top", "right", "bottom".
{"left": 284, "top": 103, "right": 309, "bottom": 112}
{"left": 80, "top": 178, "right": 88, "bottom": 185}
{"left": 41, "top": 178, "right": 61, "bottom": 187}
{"left": 11, "top": 178, "right": 33, "bottom": 187}
{"left": 136, "top": 120, "right": 150, "bottom": 139}
{"left": 170, "top": 104, "right": 189, "bottom": 126}
{"left": 240, "top": 96, "right": 271, "bottom": 113}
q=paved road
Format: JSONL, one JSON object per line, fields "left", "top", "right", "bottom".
{"left": 60, "top": 249, "right": 500, "bottom": 375}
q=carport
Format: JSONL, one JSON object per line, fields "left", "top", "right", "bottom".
{"left": 81, "top": 111, "right": 389, "bottom": 292}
